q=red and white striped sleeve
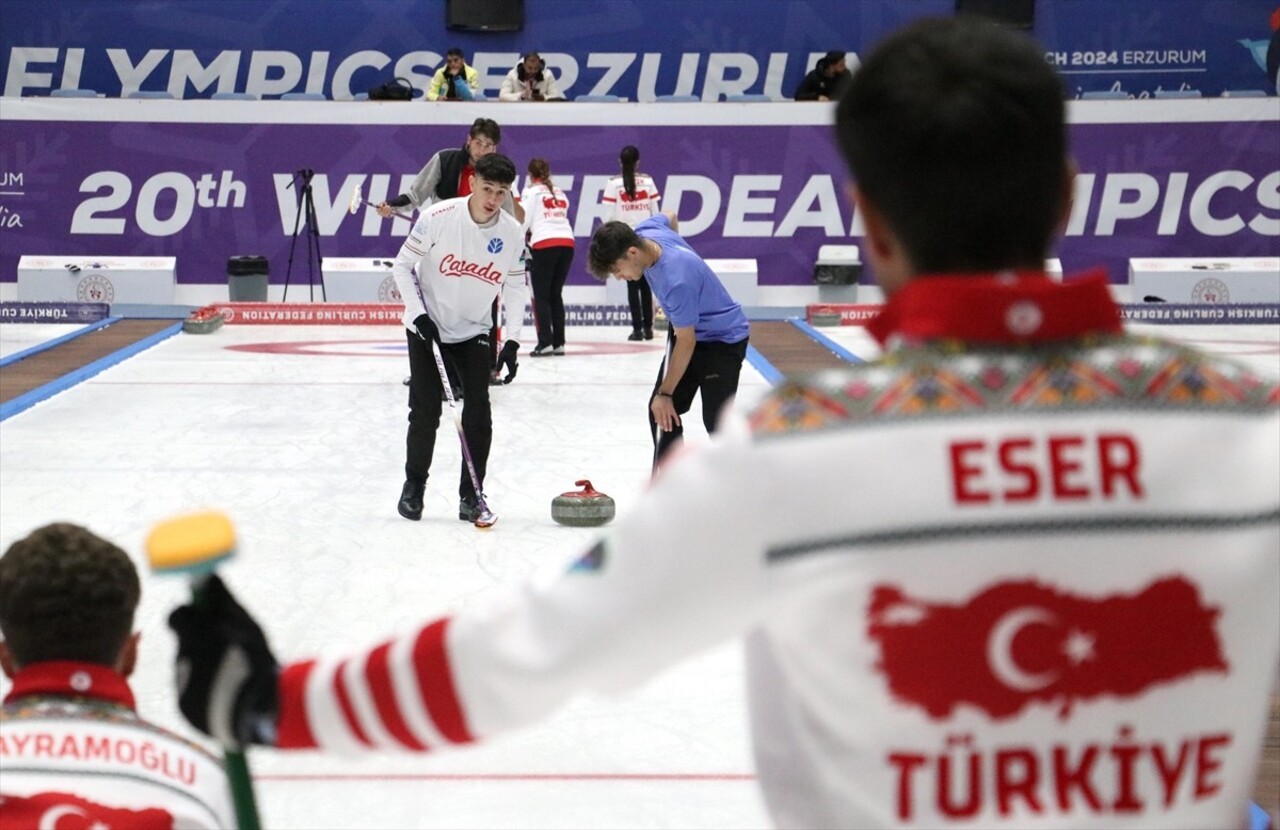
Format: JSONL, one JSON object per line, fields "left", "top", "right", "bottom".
{"left": 276, "top": 617, "right": 475, "bottom": 751}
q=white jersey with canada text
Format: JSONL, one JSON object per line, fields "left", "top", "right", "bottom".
{"left": 392, "top": 196, "right": 524, "bottom": 342}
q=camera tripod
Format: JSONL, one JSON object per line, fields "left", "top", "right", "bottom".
{"left": 284, "top": 168, "right": 326, "bottom": 301}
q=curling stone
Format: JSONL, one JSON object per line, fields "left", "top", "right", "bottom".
{"left": 182, "top": 306, "right": 225, "bottom": 335}
{"left": 551, "top": 480, "right": 616, "bottom": 527}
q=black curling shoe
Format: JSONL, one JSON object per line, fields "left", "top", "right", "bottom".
{"left": 398, "top": 480, "right": 425, "bottom": 521}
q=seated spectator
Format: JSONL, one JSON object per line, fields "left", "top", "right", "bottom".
{"left": 427, "top": 47, "right": 480, "bottom": 101}
{"left": 793, "top": 50, "right": 852, "bottom": 101}
{"left": 0, "top": 523, "right": 234, "bottom": 827}
{"left": 498, "top": 52, "right": 565, "bottom": 101}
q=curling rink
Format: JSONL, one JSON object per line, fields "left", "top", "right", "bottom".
{"left": 0, "top": 322, "right": 773, "bottom": 829}
{"left": 1, "top": 316, "right": 1278, "bottom": 829}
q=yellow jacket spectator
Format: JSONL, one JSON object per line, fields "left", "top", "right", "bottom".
{"left": 427, "top": 48, "right": 481, "bottom": 101}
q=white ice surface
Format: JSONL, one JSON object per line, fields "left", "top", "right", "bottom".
{"left": 0, "top": 323, "right": 96, "bottom": 359}
{"left": 2, "top": 318, "right": 1275, "bottom": 828}
{"left": 0, "top": 324, "right": 771, "bottom": 830}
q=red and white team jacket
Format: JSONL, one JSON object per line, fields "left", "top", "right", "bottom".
{"left": 601, "top": 173, "right": 660, "bottom": 227}
{"left": 519, "top": 179, "right": 574, "bottom": 250}
{"left": 392, "top": 196, "right": 525, "bottom": 342}
{"left": 271, "top": 271, "right": 1280, "bottom": 829}
{"left": 0, "top": 662, "right": 234, "bottom": 829}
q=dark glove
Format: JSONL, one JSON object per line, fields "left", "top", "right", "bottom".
{"left": 495, "top": 340, "right": 519, "bottom": 384}
{"left": 413, "top": 313, "right": 439, "bottom": 344}
{"left": 168, "top": 574, "right": 280, "bottom": 748}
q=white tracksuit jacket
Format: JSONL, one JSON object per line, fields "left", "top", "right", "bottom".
{"left": 271, "top": 271, "right": 1280, "bottom": 829}
{"left": 1, "top": 662, "right": 234, "bottom": 828}
{"left": 602, "top": 172, "right": 661, "bottom": 227}
{"left": 392, "top": 196, "right": 525, "bottom": 342}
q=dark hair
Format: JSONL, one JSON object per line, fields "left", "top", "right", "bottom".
{"left": 469, "top": 117, "right": 501, "bottom": 145}
{"left": 473, "top": 153, "right": 517, "bottom": 186}
{"left": 527, "top": 157, "right": 553, "bottom": 189}
{"left": 587, "top": 221, "right": 643, "bottom": 280}
{"left": 822, "top": 50, "right": 846, "bottom": 67}
{"left": 835, "top": 17, "right": 1067, "bottom": 273}
{"left": 517, "top": 52, "right": 545, "bottom": 82}
{"left": 446, "top": 47, "right": 465, "bottom": 60}
{"left": 0, "top": 523, "right": 140, "bottom": 668}
{"left": 620, "top": 145, "right": 641, "bottom": 199}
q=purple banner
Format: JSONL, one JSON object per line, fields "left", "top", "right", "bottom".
{"left": 0, "top": 101, "right": 1276, "bottom": 290}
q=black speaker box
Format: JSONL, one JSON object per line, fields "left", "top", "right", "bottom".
{"left": 447, "top": 0, "right": 524, "bottom": 31}
{"left": 955, "top": 0, "right": 1035, "bottom": 29}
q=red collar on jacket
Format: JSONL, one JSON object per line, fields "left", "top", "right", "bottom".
{"left": 3, "top": 660, "right": 136, "bottom": 709}
{"left": 866, "top": 268, "right": 1122, "bottom": 347}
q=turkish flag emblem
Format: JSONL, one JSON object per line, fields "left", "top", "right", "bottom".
{"left": 867, "top": 575, "right": 1228, "bottom": 721}
{"left": 0, "top": 791, "right": 175, "bottom": 829}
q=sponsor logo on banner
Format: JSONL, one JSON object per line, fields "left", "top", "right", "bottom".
{"left": 377, "top": 276, "right": 401, "bottom": 303}
{"left": 867, "top": 575, "right": 1227, "bottom": 721}
{"left": 1191, "top": 278, "right": 1230, "bottom": 303}
{"left": 1120, "top": 302, "right": 1280, "bottom": 323}
{"left": 0, "top": 302, "right": 110, "bottom": 323}
{"left": 76, "top": 274, "right": 115, "bottom": 303}
{"left": 0, "top": 169, "right": 24, "bottom": 229}
{"left": 213, "top": 303, "right": 402, "bottom": 324}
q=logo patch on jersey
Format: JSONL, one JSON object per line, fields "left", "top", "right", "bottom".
{"left": 487, "top": 238, "right": 504, "bottom": 254}
{"left": 867, "top": 575, "right": 1226, "bottom": 721}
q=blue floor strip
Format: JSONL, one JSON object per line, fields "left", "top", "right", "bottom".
{"left": 789, "top": 318, "right": 868, "bottom": 364}
{"left": 1, "top": 322, "right": 183, "bottom": 422}
{"left": 746, "top": 344, "right": 784, "bottom": 386}
{"left": 0, "top": 317, "right": 120, "bottom": 369}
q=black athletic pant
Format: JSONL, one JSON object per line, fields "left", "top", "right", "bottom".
{"left": 404, "top": 330, "right": 492, "bottom": 502}
{"left": 530, "top": 245, "right": 574, "bottom": 349}
{"left": 627, "top": 276, "right": 653, "bottom": 331}
{"left": 650, "top": 331, "right": 749, "bottom": 470}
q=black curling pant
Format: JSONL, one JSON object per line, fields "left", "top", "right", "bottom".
{"left": 649, "top": 330, "right": 749, "bottom": 471}
{"left": 404, "top": 330, "right": 492, "bottom": 502}
{"left": 530, "top": 245, "right": 574, "bottom": 349}
{"left": 628, "top": 276, "right": 653, "bottom": 331}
